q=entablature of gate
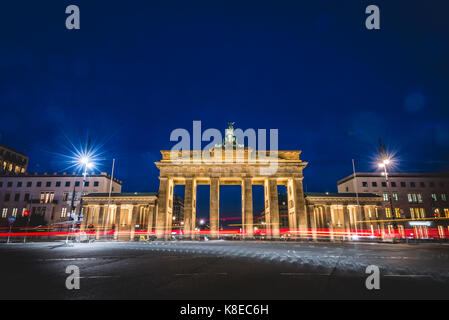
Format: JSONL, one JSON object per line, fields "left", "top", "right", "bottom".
{"left": 155, "top": 149, "right": 308, "bottom": 183}
{"left": 304, "top": 194, "right": 382, "bottom": 206}
{"left": 159, "top": 149, "right": 305, "bottom": 162}
{"left": 83, "top": 193, "right": 157, "bottom": 206}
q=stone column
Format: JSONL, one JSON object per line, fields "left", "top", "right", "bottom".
{"left": 104, "top": 205, "right": 110, "bottom": 236}
{"left": 343, "top": 205, "right": 351, "bottom": 240}
{"left": 332, "top": 205, "right": 344, "bottom": 241}
{"left": 324, "top": 205, "right": 334, "bottom": 241}
{"left": 156, "top": 178, "right": 173, "bottom": 239}
{"left": 147, "top": 204, "right": 155, "bottom": 235}
{"left": 129, "top": 205, "right": 139, "bottom": 241}
{"left": 308, "top": 205, "right": 317, "bottom": 241}
{"left": 263, "top": 181, "right": 271, "bottom": 239}
{"left": 183, "top": 178, "right": 196, "bottom": 239}
{"left": 287, "top": 178, "right": 307, "bottom": 238}
{"left": 114, "top": 205, "right": 122, "bottom": 240}
{"left": 209, "top": 178, "right": 220, "bottom": 239}
{"left": 241, "top": 178, "right": 254, "bottom": 238}
{"left": 80, "top": 205, "right": 89, "bottom": 231}
{"left": 93, "top": 205, "right": 101, "bottom": 240}
{"left": 355, "top": 205, "right": 363, "bottom": 233}
{"left": 191, "top": 181, "right": 197, "bottom": 239}
{"left": 265, "top": 179, "right": 280, "bottom": 238}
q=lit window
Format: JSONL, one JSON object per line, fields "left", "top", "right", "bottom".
{"left": 420, "top": 208, "right": 426, "bottom": 218}
{"left": 410, "top": 208, "right": 416, "bottom": 220}
{"left": 408, "top": 194, "right": 413, "bottom": 203}
{"left": 385, "top": 207, "right": 392, "bottom": 218}
{"left": 40, "top": 192, "right": 55, "bottom": 204}
{"left": 444, "top": 209, "right": 449, "bottom": 218}
{"left": 431, "top": 194, "right": 437, "bottom": 202}
{"left": 1, "top": 208, "right": 7, "bottom": 218}
{"left": 12, "top": 208, "right": 17, "bottom": 217}
{"left": 442, "top": 194, "right": 447, "bottom": 202}
{"left": 367, "top": 207, "right": 372, "bottom": 218}
{"left": 383, "top": 193, "right": 389, "bottom": 201}
{"left": 392, "top": 193, "right": 398, "bottom": 201}
{"left": 61, "top": 207, "right": 67, "bottom": 218}
{"left": 394, "top": 208, "right": 401, "bottom": 218}
{"left": 417, "top": 194, "right": 423, "bottom": 203}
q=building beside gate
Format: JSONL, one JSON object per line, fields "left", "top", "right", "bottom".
{"left": 337, "top": 172, "right": 449, "bottom": 238}
{"left": 82, "top": 193, "right": 157, "bottom": 241}
{"left": 255, "top": 192, "right": 382, "bottom": 240}
{"left": 0, "top": 172, "right": 122, "bottom": 226}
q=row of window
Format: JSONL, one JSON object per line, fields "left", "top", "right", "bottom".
{"left": 1, "top": 161, "right": 26, "bottom": 174}
{"left": 0, "top": 180, "right": 100, "bottom": 188}
{"left": 383, "top": 207, "right": 449, "bottom": 219}
{"left": 362, "top": 181, "right": 445, "bottom": 188}
{"left": 381, "top": 193, "right": 447, "bottom": 203}
{"left": 2, "top": 191, "right": 82, "bottom": 203}
{"left": 1, "top": 207, "right": 69, "bottom": 218}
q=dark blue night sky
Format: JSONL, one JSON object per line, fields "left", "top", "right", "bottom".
{"left": 1, "top": 1, "right": 449, "bottom": 218}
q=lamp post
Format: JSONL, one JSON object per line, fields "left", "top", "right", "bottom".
{"left": 66, "top": 156, "right": 93, "bottom": 245}
{"left": 378, "top": 158, "right": 396, "bottom": 232}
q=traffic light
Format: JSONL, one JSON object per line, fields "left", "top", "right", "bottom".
{"left": 23, "top": 210, "right": 30, "bottom": 217}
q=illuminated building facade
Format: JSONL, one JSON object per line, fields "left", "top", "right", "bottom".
{"left": 0, "top": 143, "right": 28, "bottom": 175}
{"left": 338, "top": 172, "right": 449, "bottom": 238}
{"left": 0, "top": 172, "right": 122, "bottom": 226}
{"left": 255, "top": 192, "right": 383, "bottom": 240}
{"left": 82, "top": 193, "right": 157, "bottom": 241}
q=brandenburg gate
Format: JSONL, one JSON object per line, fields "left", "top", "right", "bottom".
{"left": 155, "top": 125, "right": 308, "bottom": 239}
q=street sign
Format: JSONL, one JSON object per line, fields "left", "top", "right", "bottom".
{"left": 8, "top": 216, "right": 16, "bottom": 224}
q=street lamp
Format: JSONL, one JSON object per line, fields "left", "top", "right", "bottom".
{"left": 66, "top": 154, "right": 93, "bottom": 244}
{"left": 378, "top": 157, "right": 396, "bottom": 231}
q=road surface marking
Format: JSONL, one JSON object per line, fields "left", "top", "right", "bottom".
{"left": 37, "top": 258, "right": 97, "bottom": 261}
{"left": 384, "top": 274, "right": 433, "bottom": 278}
{"left": 280, "top": 272, "right": 331, "bottom": 276}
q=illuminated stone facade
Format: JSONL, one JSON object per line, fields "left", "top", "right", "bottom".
{"left": 83, "top": 193, "right": 157, "bottom": 241}
{"left": 155, "top": 148, "right": 309, "bottom": 239}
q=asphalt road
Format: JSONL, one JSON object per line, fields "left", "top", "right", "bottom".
{"left": 1, "top": 240, "right": 448, "bottom": 299}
